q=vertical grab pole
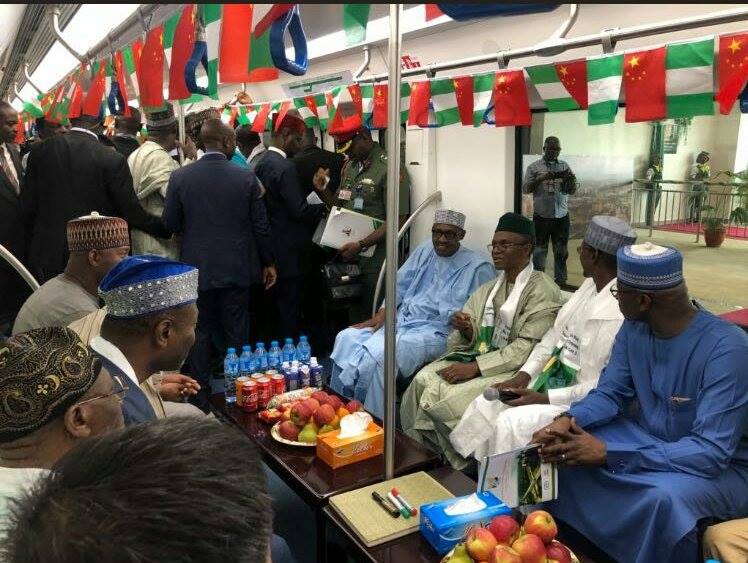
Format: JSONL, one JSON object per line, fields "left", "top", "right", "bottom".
{"left": 176, "top": 103, "right": 186, "bottom": 165}
{"left": 383, "top": 3, "right": 402, "bottom": 481}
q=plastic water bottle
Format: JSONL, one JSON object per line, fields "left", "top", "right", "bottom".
{"left": 287, "top": 366, "right": 300, "bottom": 391}
{"left": 297, "top": 335, "right": 312, "bottom": 363}
{"left": 223, "top": 347, "right": 240, "bottom": 403}
{"left": 239, "top": 345, "right": 254, "bottom": 375}
{"left": 254, "top": 342, "right": 268, "bottom": 370}
{"left": 282, "top": 338, "right": 297, "bottom": 363}
{"left": 310, "top": 357, "right": 323, "bottom": 388}
{"left": 300, "top": 365, "right": 311, "bottom": 388}
{"left": 267, "top": 340, "right": 282, "bottom": 369}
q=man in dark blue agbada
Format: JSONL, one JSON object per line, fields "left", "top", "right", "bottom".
{"left": 533, "top": 243, "right": 748, "bottom": 563}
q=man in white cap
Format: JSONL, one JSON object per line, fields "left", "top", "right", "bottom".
{"left": 450, "top": 216, "right": 636, "bottom": 467}
{"left": 329, "top": 209, "right": 495, "bottom": 419}
{"left": 13, "top": 213, "right": 130, "bottom": 334}
{"left": 532, "top": 243, "right": 748, "bottom": 563}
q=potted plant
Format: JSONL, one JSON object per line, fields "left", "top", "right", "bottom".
{"left": 700, "top": 205, "right": 726, "bottom": 248}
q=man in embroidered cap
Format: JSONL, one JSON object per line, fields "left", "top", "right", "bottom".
{"left": 0, "top": 327, "right": 125, "bottom": 525}
{"left": 91, "top": 255, "right": 200, "bottom": 424}
{"left": 254, "top": 111, "right": 328, "bottom": 339}
{"left": 13, "top": 212, "right": 130, "bottom": 335}
{"left": 401, "top": 212, "right": 562, "bottom": 466}
{"left": 451, "top": 215, "right": 636, "bottom": 468}
{"left": 329, "top": 209, "right": 495, "bottom": 418}
{"left": 317, "top": 123, "right": 411, "bottom": 324}
{"left": 532, "top": 243, "right": 748, "bottom": 563}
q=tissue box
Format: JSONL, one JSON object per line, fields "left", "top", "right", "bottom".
{"left": 419, "top": 491, "right": 511, "bottom": 555}
{"left": 316, "top": 421, "right": 384, "bottom": 469}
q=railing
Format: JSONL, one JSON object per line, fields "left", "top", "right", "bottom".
{"left": 0, "top": 243, "right": 40, "bottom": 292}
{"left": 372, "top": 190, "right": 442, "bottom": 317}
{"left": 631, "top": 179, "right": 748, "bottom": 242}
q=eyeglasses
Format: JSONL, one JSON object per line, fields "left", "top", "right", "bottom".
{"left": 432, "top": 228, "right": 460, "bottom": 241}
{"left": 487, "top": 241, "right": 528, "bottom": 253}
{"left": 74, "top": 375, "right": 129, "bottom": 407}
{"left": 609, "top": 285, "right": 651, "bottom": 299}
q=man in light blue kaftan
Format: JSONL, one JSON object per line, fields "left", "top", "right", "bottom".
{"left": 329, "top": 209, "right": 495, "bottom": 418}
{"left": 533, "top": 243, "right": 748, "bottom": 563}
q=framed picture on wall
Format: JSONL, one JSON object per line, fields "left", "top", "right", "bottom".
{"left": 663, "top": 123, "right": 680, "bottom": 154}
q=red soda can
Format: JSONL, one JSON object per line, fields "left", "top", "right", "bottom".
{"left": 271, "top": 373, "right": 286, "bottom": 396}
{"left": 265, "top": 369, "right": 278, "bottom": 379}
{"left": 257, "top": 377, "right": 272, "bottom": 408}
{"left": 242, "top": 381, "right": 258, "bottom": 412}
{"left": 235, "top": 376, "right": 250, "bottom": 406}
{"left": 250, "top": 373, "right": 264, "bottom": 383}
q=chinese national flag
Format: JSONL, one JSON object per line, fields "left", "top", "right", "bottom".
{"left": 372, "top": 84, "right": 388, "bottom": 128}
{"left": 555, "top": 59, "right": 588, "bottom": 109}
{"left": 328, "top": 84, "right": 364, "bottom": 135}
{"left": 82, "top": 63, "right": 107, "bottom": 117}
{"left": 408, "top": 81, "right": 431, "bottom": 126}
{"left": 493, "top": 70, "right": 531, "bottom": 126}
{"left": 168, "top": 5, "right": 197, "bottom": 100}
{"left": 14, "top": 114, "right": 25, "bottom": 144}
{"left": 453, "top": 75, "right": 474, "bottom": 125}
{"left": 68, "top": 70, "right": 84, "bottom": 120}
{"left": 113, "top": 52, "right": 130, "bottom": 115}
{"left": 623, "top": 47, "right": 666, "bottom": 122}
{"left": 716, "top": 33, "right": 748, "bottom": 115}
{"left": 139, "top": 25, "right": 165, "bottom": 108}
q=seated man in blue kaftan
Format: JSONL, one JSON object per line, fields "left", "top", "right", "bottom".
{"left": 532, "top": 243, "right": 748, "bottom": 563}
{"left": 329, "top": 209, "right": 495, "bottom": 418}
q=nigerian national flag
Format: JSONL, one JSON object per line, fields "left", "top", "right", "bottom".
{"left": 361, "top": 84, "right": 374, "bottom": 126}
{"left": 201, "top": 3, "right": 221, "bottom": 96}
{"left": 23, "top": 101, "right": 44, "bottom": 119}
{"left": 294, "top": 96, "right": 320, "bottom": 127}
{"left": 666, "top": 38, "right": 715, "bottom": 118}
{"left": 587, "top": 54, "right": 624, "bottom": 125}
{"left": 430, "top": 77, "right": 461, "bottom": 126}
{"left": 472, "top": 72, "right": 494, "bottom": 126}
{"left": 526, "top": 63, "right": 580, "bottom": 111}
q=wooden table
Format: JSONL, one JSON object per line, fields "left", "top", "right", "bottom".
{"left": 210, "top": 392, "right": 441, "bottom": 563}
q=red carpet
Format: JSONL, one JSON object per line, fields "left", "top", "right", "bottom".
{"left": 654, "top": 222, "right": 748, "bottom": 240}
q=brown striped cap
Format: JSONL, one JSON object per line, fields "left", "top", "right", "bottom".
{"left": 66, "top": 212, "right": 129, "bottom": 252}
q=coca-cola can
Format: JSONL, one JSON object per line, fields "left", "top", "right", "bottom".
{"left": 271, "top": 373, "right": 286, "bottom": 396}
{"left": 241, "top": 381, "right": 258, "bottom": 412}
{"left": 257, "top": 377, "right": 272, "bottom": 409}
{"left": 235, "top": 376, "right": 250, "bottom": 406}
{"left": 250, "top": 373, "right": 265, "bottom": 383}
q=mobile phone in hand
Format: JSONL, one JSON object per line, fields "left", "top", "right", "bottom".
{"left": 499, "top": 390, "right": 521, "bottom": 402}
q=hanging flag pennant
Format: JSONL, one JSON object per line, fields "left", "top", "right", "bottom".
{"left": 113, "top": 52, "right": 131, "bottom": 115}
{"left": 343, "top": 4, "right": 371, "bottom": 46}
{"left": 623, "top": 47, "right": 666, "bottom": 123}
{"left": 14, "top": 114, "right": 26, "bottom": 144}
{"left": 200, "top": 3, "right": 221, "bottom": 96}
{"left": 360, "top": 84, "right": 374, "bottom": 126}
{"left": 554, "top": 59, "right": 588, "bottom": 109}
{"left": 219, "top": 4, "right": 279, "bottom": 84}
{"left": 327, "top": 84, "right": 364, "bottom": 135}
{"left": 526, "top": 63, "right": 580, "bottom": 111}
{"left": 425, "top": 4, "right": 445, "bottom": 22}
{"left": 82, "top": 61, "right": 107, "bottom": 117}
{"left": 716, "top": 33, "right": 748, "bottom": 115}
{"left": 139, "top": 25, "right": 166, "bottom": 109}
{"left": 48, "top": 79, "right": 71, "bottom": 124}
{"left": 665, "top": 38, "right": 714, "bottom": 118}
{"left": 472, "top": 72, "right": 494, "bottom": 126}
{"left": 22, "top": 101, "right": 44, "bottom": 119}
{"left": 428, "top": 78, "right": 460, "bottom": 126}
{"left": 121, "top": 40, "right": 143, "bottom": 104}
{"left": 166, "top": 5, "right": 197, "bottom": 100}
{"left": 254, "top": 4, "right": 294, "bottom": 38}
{"left": 251, "top": 102, "right": 273, "bottom": 132}
{"left": 408, "top": 80, "right": 431, "bottom": 127}
{"left": 587, "top": 54, "right": 624, "bottom": 125}
{"left": 67, "top": 67, "right": 84, "bottom": 120}
{"left": 294, "top": 95, "right": 320, "bottom": 127}
{"left": 492, "top": 70, "right": 531, "bottom": 126}
{"left": 272, "top": 100, "right": 293, "bottom": 130}
{"left": 38, "top": 91, "right": 55, "bottom": 115}
{"left": 372, "top": 83, "right": 388, "bottom": 128}
{"left": 452, "top": 76, "right": 474, "bottom": 126}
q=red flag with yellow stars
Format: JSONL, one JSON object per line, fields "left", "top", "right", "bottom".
{"left": 168, "top": 5, "right": 197, "bottom": 101}
{"left": 623, "top": 47, "right": 666, "bottom": 122}
{"left": 554, "top": 59, "right": 588, "bottom": 109}
{"left": 139, "top": 25, "right": 165, "bottom": 109}
{"left": 716, "top": 33, "right": 748, "bottom": 115}
{"left": 82, "top": 62, "right": 107, "bottom": 117}
{"left": 408, "top": 81, "right": 431, "bottom": 127}
{"left": 493, "top": 70, "right": 531, "bottom": 126}
{"left": 453, "top": 76, "right": 474, "bottom": 125}
{"left": 372, "top": 84, "right": 388, "bottom": 128}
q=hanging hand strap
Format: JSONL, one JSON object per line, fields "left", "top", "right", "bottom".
{"left": 107, "top": 81, "right": 125, "bottom": 116}
{"left": 185, "top": 39, "right": 210, "bottom": 96}
{"left": 270, "top": 5, "right": 308, "bottom": 76}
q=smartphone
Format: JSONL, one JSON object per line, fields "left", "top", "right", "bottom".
{"left": 499, "top": 390, "right": 521, "bottom": 402}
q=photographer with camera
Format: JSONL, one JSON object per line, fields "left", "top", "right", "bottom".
{"left": 522, "top": 136, "right": 578, "bottom": 287}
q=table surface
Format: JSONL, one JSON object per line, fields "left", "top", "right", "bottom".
{"left": 210, "top": 392, "right": 441, "bottom": 506}
{"left": 324, "top": 466, "right": 476, "bottom": 563}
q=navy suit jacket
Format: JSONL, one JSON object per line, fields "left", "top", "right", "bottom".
{"left": 163, "top": 152, "right": 274, "bottom": 290}
{"left": 254, "top": 149, "right": 325, "bottom": 279}
{"left": 95, "top": 354, "right": 157, "bottom": 426}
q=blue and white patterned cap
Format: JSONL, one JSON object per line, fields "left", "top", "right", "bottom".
{"left": 99, "top": 255, "right": 198, "bottom": 319}
{"left": 584, "top": 215, "right": 636, "bottom": 255}
{"left": 617, "top": 243, "right": 683, "bottom": 290}
{"left": 434, "top": 209, "right": 466, "bottom": 230}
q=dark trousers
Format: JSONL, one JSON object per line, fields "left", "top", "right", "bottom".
{"left": 532, "top": 213, "right": 570, "bottom": 285}
{"left": 273, "top": 276, "right": 304, "bottom": 341}
{"left": 188, "top": 287, "right": 251, "bottom": 387}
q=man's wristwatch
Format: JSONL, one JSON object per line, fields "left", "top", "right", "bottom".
{"left": 357, "top": 240, "right": 370, "bottom": 251}
{"left": 553, "top": 411, "right": 573, "bottom": 421}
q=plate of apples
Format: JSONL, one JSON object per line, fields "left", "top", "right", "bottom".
{"left": 441, "top": 510, "right": 579, "bottom": 563}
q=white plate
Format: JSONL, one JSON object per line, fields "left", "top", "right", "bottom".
{"left": 270, "top": 421, "right": 317, "bottom": 447}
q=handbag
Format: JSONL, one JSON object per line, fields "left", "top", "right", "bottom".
{"left": 321, "top": 261, "right": 363, "bottom": 302}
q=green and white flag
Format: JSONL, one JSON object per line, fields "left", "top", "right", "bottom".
{"left": 293, "top": 96, "right": 319, "bottom": 127}
{"left": 526, "top": 64, "right": 579, "bottom": 112}
{"left": 666, "top": 37, "right": 714, "bottom": 118}
{"left": 121, "top": 43, "right": 141, "bottom": 101}
{"left": 587, "top": 54, "right": 624, "bottom": 125}
{"left": 312, "top": 93, "right": 330, "bottom": 130}
{"left": 201, "top": 3, "right": 221, "bottom": 99}
{"left": 399, "top": 82, "right": 411, "bottom": 124}
{"left": 430, "top": 77, "right": 461, "bottom": 127}
{"left": 360, "top": 83, "right": 374, "bottom": 125}
{"left": 472, "top": 72, "right": 494, "bottom": 126}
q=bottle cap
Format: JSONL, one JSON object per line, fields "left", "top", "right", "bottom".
{"left": 300, "top": 335, "right": 308, "bottom": 341}
{"left": 271, "top": 340, "right": 279, "bottom": 346}
{"left": 242, "top": 345, "right": 251, "bottom": 351}
{"left": 310, "top": 356, "right": 318, "bottom": 364}
{"left": 256, "top": 342, "right": 264, "bottom": 348}
{"left": 227, "top": 347, "right": 236, "bottom": 354}
{"left": 285, "top": 337, "right": 293, "bottom": 343}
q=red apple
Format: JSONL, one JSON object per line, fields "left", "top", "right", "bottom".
{"left": 314, "top": 403, "right": 336, "bottom": 426}
{"left": 490, "top": 545, "right": 523, "bottom": 563}
{"left": 278, "top": 420, "right": 300, "bottom": 441}
{"left": 489, "top": 515, "right": 521, "bottom": 546}
{"left": 545, "top": 540, "right": 571, "bottom": 563}
{"left": 347, "top": 399, "right": 364, "bottom": 412}
{"left": 311, "top": 391, "right": 329, "bottom": 403}
{"left": 302, "top": 398, "right": 320, "bottom": 413}
{"left": 326, "top": 395, "right": 343, "bottom": 411}
{"left": 290, "top": 402, "right": 312, "bottom": 427}
{"left": 511, "top": 534, "right": 546, "bottom": 563}
{"left": 465, "top": 527, "right": 498, "bottom": 562}
{"left": 523, "top": 510, "right": 557, "bottom": 544}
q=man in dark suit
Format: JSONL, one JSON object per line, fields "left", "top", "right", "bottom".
{"left": 163, "top": 119, "right": 276, "bottom": 401}
{"left": 110, "top": 107, "right": 142, "bottom": 160}
{"left": 0, "top": 101, "right": 32, "bottom": 332}
{"left": 255, "top": 113, "right": 328, "bottom": 341}
{"left": 21, "top": 113, "right": 170, "bottom": 283}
